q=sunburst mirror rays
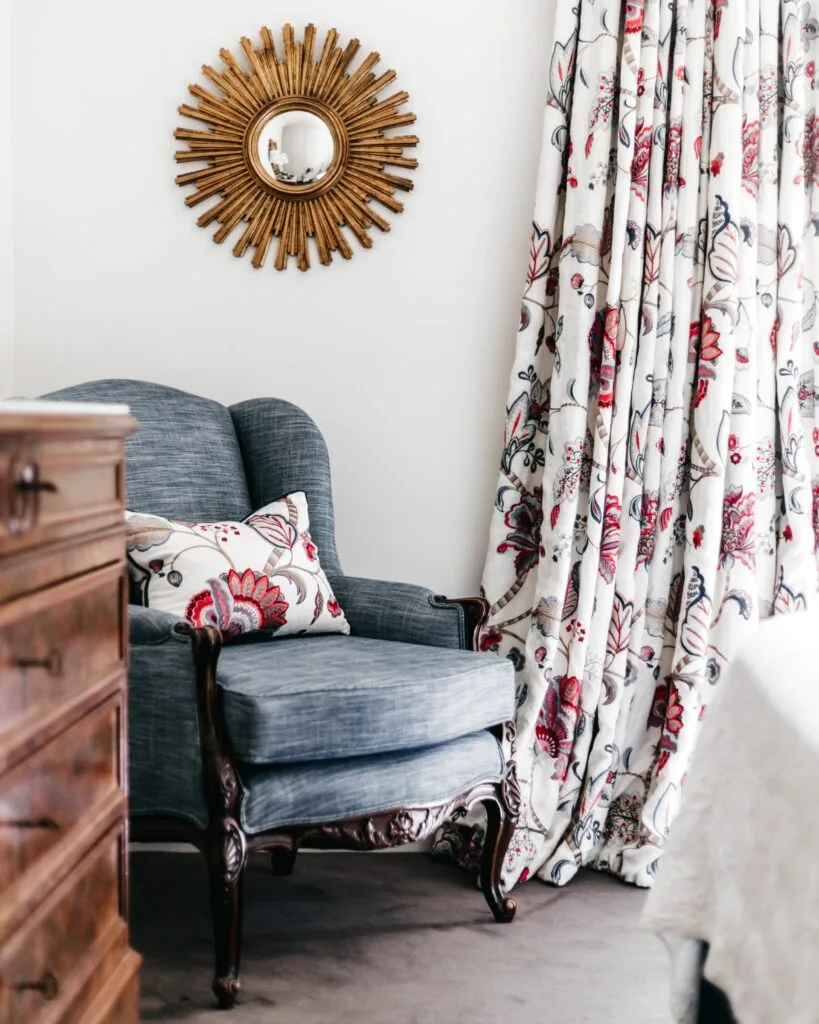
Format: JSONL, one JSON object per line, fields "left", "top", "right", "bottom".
{"left": 174, "top": 23, "right": 419, "bottom": 271}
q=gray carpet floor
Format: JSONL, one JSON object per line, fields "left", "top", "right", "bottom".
{"left": 133, "top": 851, "right": 673, "bottom": 1024}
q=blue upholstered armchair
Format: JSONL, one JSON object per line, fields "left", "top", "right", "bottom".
{"left": 44, "top": 379, "right": 520, "bottom": 1008}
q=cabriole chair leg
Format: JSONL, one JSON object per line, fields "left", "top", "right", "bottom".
{"left": 479, "top": 798, "right": 517, "bottom": 923}
{"left": 207, "top": 820, "right": 246, "bottom": 1009}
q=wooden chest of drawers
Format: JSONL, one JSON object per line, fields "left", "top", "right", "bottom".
{"left": 0, "top": 403, "right": 140, "bottom": 1024}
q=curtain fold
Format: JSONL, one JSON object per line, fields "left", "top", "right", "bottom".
{"left": 441, "top": 0, "right": 819, "bottom": 888}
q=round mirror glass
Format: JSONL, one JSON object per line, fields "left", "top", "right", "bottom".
{"left": 256, "top": 110, "right": 335, "bottom": 186}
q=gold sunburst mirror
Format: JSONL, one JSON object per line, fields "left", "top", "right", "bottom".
{"left": 174, "top": 24, "right": 419, "bottom": 271}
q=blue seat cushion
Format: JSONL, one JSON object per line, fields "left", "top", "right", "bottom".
{"left": 238, "top": 730, "right": 504, "bottom": 833}
{"left": 218, "top": 635, "right": 514, "bottom": 765}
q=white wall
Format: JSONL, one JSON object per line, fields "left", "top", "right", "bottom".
{"left": 10, "top": 1, "right": 551, "bottom": 594}
{"left": 0, "top": 0, "right": 12, "bottom": 398}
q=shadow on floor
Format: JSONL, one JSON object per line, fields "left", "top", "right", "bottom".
{"left": 132, "top": 851, "right": 672, "bottom": 1024}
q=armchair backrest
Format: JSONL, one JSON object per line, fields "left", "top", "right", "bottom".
{"left": 42, "top": 379, "right": 341, "bottom": 575}
{"left": 229, "top": 397, "right": 340, "bottom": 575}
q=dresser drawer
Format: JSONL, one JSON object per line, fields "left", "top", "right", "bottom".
{"left": 0, "top": 526, "right": 125, "bottom": 607}
{"left": 0, "top": 697, "right": 121, "bottom": 892}
{"left": 78, "top": 947, "right": 140, "bottom": 1024}
{"left": 0, "top": 437, "right": 124, "bottom": 556}
{"left": 0, "top": 827, "right": 122, "bottom": 1023}
{"left": 0, "top": 564, "right": 125, "bottom": 751}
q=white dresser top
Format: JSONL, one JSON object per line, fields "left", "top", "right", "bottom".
{"left": 0, "top": 399, "right": 131, "bottom": 415}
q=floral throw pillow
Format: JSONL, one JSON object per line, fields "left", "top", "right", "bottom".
{"left": 125, "top": 491, "right": 349, "bottom": 638}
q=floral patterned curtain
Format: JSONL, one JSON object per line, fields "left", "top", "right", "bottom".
{"left": 444, "top": 0, "right": 819, "bottom": 888}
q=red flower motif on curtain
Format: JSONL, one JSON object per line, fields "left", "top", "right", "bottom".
{"left": 631, "top": 120, "right": 652, "bottom": 200}
{"left": 657, "top": 684, "right": 684, "bottom": 773}
{"left": 479, "top": 627, "right": 503, "bottom": 653}
{"left": 699, "top": 315, "right": 723, "bottom": 365}
{"left": 599, "top": 494, "right": 622, "bottom": 583}
{"left": 769, "top": 316, "right": 779, "bottom": 355}
{"left": 647, "top": 678, "right": 670, "bottom": 730}
{"left": 603, "top": 304, "right": 619, "bottom": 357}
{"left": 690, "top": 315, "right": 723, "bottom": 409}
{"left": 498, "top": 488, "right": 545, "bottom": 575}
{"left": 719, "top": 489, "right": 756, "bottom": 570}
{"left": 536, "top": 675, "right": 582, "bottom": 782}
{"left": 742, "top": 116, "right": 760, "bottom": 196}
{"left": 688, "top": 319, "right": 700, "bottom": 354}
{"left": 588, "top": 304, "right": 619, "bottom": 401}
{"left": 636, "top": 493, "right": 660, "bottom": 570}
{"left": 713, "top": 0, "right": 729, "bottom": 39}
{"left": 598, "top": 363, "right": 616, "bottom": 409}
{"left": 625, "top": 0, "right": 645, "bottom": 33}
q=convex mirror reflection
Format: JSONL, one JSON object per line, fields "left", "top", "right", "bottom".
{"left": 256, "top": 110, "right": 336, "bottom": 186}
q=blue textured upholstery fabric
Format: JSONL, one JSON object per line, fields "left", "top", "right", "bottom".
{"left": 239, "top": 730, "right": 504, "bottom": 833}
{"left": 218, "top": 635, "right": 514, "bottom": 764}
{"left": 34, "top": 379, "right": 511, "bottom": 842}
{"left": 43, "top": 379, "right": 252, "bottom": 522}
{"left": 128, "top": 606, "right": 208, "bottom": 828}
{"left": 230, "top": 398, "right": 341, "bottom": 576}
{"left": 328, "top": 575, "right": 465, "bottom": 648}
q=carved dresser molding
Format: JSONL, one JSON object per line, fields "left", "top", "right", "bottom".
{"left": 0, "top": 402, "right": 141, "bottom": 1023}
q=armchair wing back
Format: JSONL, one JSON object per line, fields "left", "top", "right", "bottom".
{"left": 44, "top": 380, "right": 340, "bottom": 573}
{"left": 229, "top": 397, "right": 340, "bottom": 575}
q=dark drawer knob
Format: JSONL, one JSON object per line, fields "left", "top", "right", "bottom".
{"left": 15, "top": 970, "right": 59, "bottom": 1000}
{"left": 12, "top": 649, "right": 63, "bottom": 677}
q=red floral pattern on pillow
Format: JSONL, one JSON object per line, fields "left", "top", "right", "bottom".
{"left": 186, "top": 569, "right": 289, "bottom": 636}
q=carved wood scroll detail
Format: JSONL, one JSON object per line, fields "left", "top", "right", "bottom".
{"left": 216, "top": 818, "right": 247, "bottom": 885}
{"left": 500, "top": 719, "right": 522, "bottom": 819}
{"left": 314, "top": 783, "right": 499, "bottom": 852}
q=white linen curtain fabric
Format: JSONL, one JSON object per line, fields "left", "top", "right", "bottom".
{"left": 470, "top": 0, "right": 819, "bottom": 888}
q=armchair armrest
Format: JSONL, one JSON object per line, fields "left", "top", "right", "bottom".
{"left": 127, "top": 606, "right": 209, "bottom": 829}
{"left": 129, "top": 605, "right": 190, "bottom": 646}
{"left": 327, "top": 575, "right": 488, "bottom": 651}
{"left": 127, "top": 608, "right": 249, "bottom": 873}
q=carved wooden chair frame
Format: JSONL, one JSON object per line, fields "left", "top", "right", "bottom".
{"left": 130, "top": 598, "right": 521, "bottom": 1009}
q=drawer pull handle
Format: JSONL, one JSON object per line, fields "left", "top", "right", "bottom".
{"left": 14, "top": 477, "right": 57, "bottom": 495}
{"left": 15, "top": 970, "right": 60, "bottom": 1000}
{"left": 7, "top": 460, "right": 56, "bottom": 535}
{"left": 0, "top": 817, "right": 60, "bottom": 830}
{"left": 12, "top": 650, "right": 63, "bottom": 676}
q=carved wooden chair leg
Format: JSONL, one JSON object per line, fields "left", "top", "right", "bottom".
{"left": 207, "top": 820, "right": 247, "bottom": 1009}
{"left": 479, "top": 797, "right": 517, "bottom": 923}
{"left": 270, "top": 846, "right": 298, "bottom": 877}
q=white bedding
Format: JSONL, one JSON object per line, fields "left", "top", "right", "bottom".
{"left": 643, "top": 609, "right": 819, "bottom": 1024}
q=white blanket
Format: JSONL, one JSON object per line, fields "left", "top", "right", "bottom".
{"left": 643, "top": 610, "right": 819, "bottom": 1024}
